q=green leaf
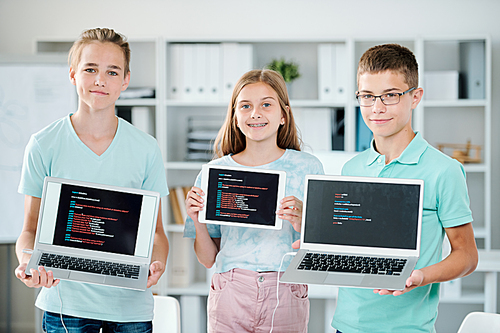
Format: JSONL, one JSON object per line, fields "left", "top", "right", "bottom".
{"left": 265, "top": 57, "right": 300, "bottom": 83}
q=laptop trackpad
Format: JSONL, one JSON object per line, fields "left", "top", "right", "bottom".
{"left": 324, "top": 273, "right": 364, "bottom": 286}
{"left": 69, "top": 271, "right": 105, "bottom": 284}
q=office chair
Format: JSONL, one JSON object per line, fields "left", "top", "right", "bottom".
{"left": 153, "top": 295, "right": 181, "bottom": 333}
{"left": 457, "top": 311, "right": 500, "bottom": 333}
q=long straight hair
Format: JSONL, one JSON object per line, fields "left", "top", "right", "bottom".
{"left": 213, "top": 69, "right": 302, "bottom": 158}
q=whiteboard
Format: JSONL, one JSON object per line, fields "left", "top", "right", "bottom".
{"left": 0, "top": 58, "right": 77, "bottom": 243}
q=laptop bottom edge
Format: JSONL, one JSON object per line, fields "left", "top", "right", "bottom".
{"left": 25, "top": 250, "right": 149, "bottom": 291}
{"left": 280, "top": 250, "right": 418, "bottom": 291}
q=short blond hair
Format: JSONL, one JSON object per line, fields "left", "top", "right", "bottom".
{"left": 357, "top": 44, "right": 418, "bottom": 89}
{"left": 68, "top": 28, "right": 130, "bottom": 74}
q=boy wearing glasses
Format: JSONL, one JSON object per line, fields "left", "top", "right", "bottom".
{"left": 331, "top": 44, "right": 478, "bottom": 332}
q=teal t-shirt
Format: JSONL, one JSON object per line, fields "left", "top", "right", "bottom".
{"left": 183, "top": 149, "right": 325, "bottom": 273}
{"left": 18, "top": 114, "right": 168, "bottom": 322}
{"left": 331, "top": 132, "right": 473, "bottom": 333}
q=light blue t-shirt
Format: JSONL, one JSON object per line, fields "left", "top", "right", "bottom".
{"left": 331, "top": 132, "right": 473, "bottom": 333}
{"left": 18, "top": 114, "right": 168, "bottom": 322}
{"left": 183, "top": 149, "right": 324, "bottom": 273}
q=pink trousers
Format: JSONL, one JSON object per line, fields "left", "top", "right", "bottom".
{"left": 207, "top": 268, "right": 309, "bottom": 333}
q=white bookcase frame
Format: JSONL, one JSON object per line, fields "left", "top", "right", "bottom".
{"left": 34, "top": 35, "right": 494, "bottom": 332}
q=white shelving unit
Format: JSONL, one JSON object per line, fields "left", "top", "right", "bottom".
{"left": 35, "top": 35, "right": 493, "bottom": 331}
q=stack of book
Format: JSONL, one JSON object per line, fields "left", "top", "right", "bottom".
{"left": 169, "top": 186, "right": 191, "bottom": 225}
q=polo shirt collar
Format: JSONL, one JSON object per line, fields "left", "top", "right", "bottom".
{"left": 366, "top": 132, "right": 427, "bottom": 166}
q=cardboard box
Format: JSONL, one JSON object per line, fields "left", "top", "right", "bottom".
{"left": 424, "top": 71, "right": 459, "bottom": 100}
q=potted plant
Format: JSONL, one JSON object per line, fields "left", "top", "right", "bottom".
{"left": 266, "top": 58, "right": 300, "bottom": 83}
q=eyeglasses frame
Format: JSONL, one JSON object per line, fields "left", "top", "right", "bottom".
{"left": 356, "top": 87, "right": 417, "bottom": 107}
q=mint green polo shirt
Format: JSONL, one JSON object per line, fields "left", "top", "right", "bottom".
{"left": 331, "top": 132, "right": 473, "bottom": 333}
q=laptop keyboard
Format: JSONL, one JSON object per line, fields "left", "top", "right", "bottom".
{"left": 298, "top": 252, "right": 407, "bottom": 275}
{"left": 38, "top": 253, "right": 140, "bottom": 279}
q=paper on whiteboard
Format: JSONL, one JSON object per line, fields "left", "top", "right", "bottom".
{"left": 0, "top": 64, "right": 76, "bottom": 243}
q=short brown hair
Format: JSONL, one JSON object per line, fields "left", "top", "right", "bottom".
{"left": 357, "top": 44, "right": 418, "bottom": 89}
{"left": 213, "top": 69, "right": 302, "bottom": 158}
{"left": 68, "top": 28, "right": 130, "bottom": 74}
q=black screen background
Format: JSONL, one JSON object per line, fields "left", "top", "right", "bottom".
{"left": 205, "top": 168, "right": 280, "bottom": 226}
{"left": 53, "top": 184, "right": 143, "bottom": 255}
{"left": 303, "top": 180, "right": 420, "bottom": 249}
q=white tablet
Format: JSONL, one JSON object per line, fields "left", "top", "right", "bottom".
{"left": 199, "top": 164, "right": 286, "bottom": 230}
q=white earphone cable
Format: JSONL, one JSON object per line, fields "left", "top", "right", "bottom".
{"left": 270, "top": 252, "right": 297, "bottom": 333}
{"left": 56, "top": 284, "right": 69, "bottom": 333}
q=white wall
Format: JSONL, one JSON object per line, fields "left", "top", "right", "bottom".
{"left": 1, "top": 0, "right": 499, "bottom": 331}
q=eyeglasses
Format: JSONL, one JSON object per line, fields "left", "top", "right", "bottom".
{"left": 356, "top": 87, "right": 416, "bottom": 107}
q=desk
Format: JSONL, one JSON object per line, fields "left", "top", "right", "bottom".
{"left": 476, "top": 250, "right": 500, "bottom": 313}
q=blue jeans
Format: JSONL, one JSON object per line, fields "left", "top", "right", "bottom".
{"left": 42, "top": 311, "right": 152, "bottom": 333}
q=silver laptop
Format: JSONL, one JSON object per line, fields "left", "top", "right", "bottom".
{"left": 25, "top": 177, "right": 160, "bottom": 291}
{"left": 280, "top": 175, "right": 424, "bottom": 290}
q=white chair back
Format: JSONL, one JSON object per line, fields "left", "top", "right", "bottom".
{"left": 153, "top": 295, "right": 181, "bottom": 333}
{"left": 457, "top": 311, "right": 500, "bottom": 333}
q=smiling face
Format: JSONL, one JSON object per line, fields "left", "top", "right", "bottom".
{"left": 69, "top": 41, "right": 130, "bottom": 114}
{"left": 357, "top": 70, "right": 422, "bottom": 142}
{"left": 234, "top": 82, "right": 285, "bottom": 147}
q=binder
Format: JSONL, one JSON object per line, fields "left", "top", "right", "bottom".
{"left": 169, "top": 44, "right": 183, "bottom": 100}
{"left": 318, "top": 44, "right": 334, "bottom": 101}
{"left": 238, "top": 43, "right": 253, "bottom": 78}
{"left": 206, "top": 44, "right": 221, "bottom": 102}
{"left": 459, "top": 41, "right": 485, "bottom": 99}
{"left": 182, "top": 44, "right": 195, "bottom": 101}
{"left": 221, "top": 43, "right": 240, "bottom": 101}
{"left": 193, "top": 44, "right": 207, "bottom": 101}
{"left": 318, "top": 43, "right": 348, "bottom": 102}
{"left": 221, "top": 43, "right": 253, "bottom": 101}
{"left": 334, "top": 43, "right": 348, "bottom": 102}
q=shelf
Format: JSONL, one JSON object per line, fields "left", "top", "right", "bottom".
{"left": 476, "top": 250, "right": 500, "bottom": 272}
{"left": 166, "top": 100, "right": 227, "bottom": 107}
{"left": 308, "top": 285, "right": 338, "bottom": 299}
{"left": 166, "top": 161, "right": 205, "bottom": 170}
{"left": 166, "top": 224, "right": 185, "bottom": 233}
{"left": 422, "top": 99, "right": 487, "bottom": 107}
{"left": 167, "top": 282, "right": 209, "bottom": 296}
{"left": 291, "top": 100, "right": 345, "bottom": 108}
{"left": 440, "top": 289, "right": 485, "bottom": 304}
{"left": 116, "top": 98, "right": 157, "bottom": 106}
{"left": 463, "top": 164, "right": 489, "bottom": 173}
{"left": 473, "top": 227, "right": 487, "bottom": 238}
{"left": 167, "top": 282, "right": 340, "bottom": 299}
{"left": 165, "top": 99, "right": 345, "bottom": 108}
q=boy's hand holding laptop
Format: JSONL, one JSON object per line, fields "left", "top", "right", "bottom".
{"left": 281, "top": 174, "right": 424, "bottom": 292}
{"left": 15, "top": 262, "right": 60, "bottom": 289}
{"left": 23, "top": 177, "right": 161, "bottom": 291}
{"left": 374, "top": 268, "right": 425, "bottom": 296}
{"left": 292, "top": 232, "right": 425, "bottom": 296}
